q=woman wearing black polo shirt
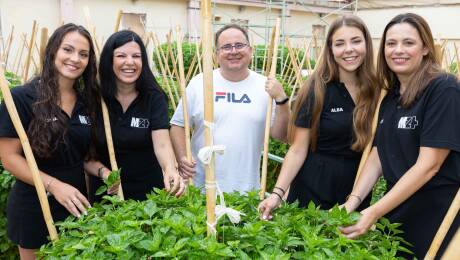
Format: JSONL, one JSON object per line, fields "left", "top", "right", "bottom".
{"left": 259, "top": 15, "right": 378, "bottom": 218}
{"left": 87, "top": 31, "right": 184, "bottom": 202}
{"left": 0, "top": 24, "right": 99, "bottom": 258}
{"left": 341, "top": 13, "right": 460, "bottom": 258}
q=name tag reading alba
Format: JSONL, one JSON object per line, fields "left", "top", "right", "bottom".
{"left": 130, "top": 117, "right": 150, "bottom": 128}
{"left": 331, "top": 107, "right": 343, "bottom": 113}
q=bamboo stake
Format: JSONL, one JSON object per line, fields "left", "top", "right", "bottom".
{"left": 166, "top": 32, "right": 180, "bottom": 101}
{"left": 285, "top": 38, "right": 303, "bottom": 99}
{"left": 261, "top": 44, "right": 268, "bottom": 73}
{"left": 21, "top": 34, "right": 39, "bottom": 74}
{"left": 114, "top": 10, "right": 123, "bottom": 32}
{"left": 260, "top": 18, "right": 281, "bottom": 200}
{"left": 101, "top": 10, "right": 125, "bottom": 200}
{"left": 442, "top": 227, "right": 460, "bottom": 259}
{"left": 2, "top": 26, "right": 14, "bottom": 69}
{"left": 38, "top": 28, "right": 48, "bottom": 72}
{"left": 185, "top": 52, "right": 197, "bottom": 83}
{"left": 0, "top": 66, "right": 58, "bottom": 240}
{"left": 196, "top": 40, "right": 203, "bottom": 73}
{"left": 155, "top": 33, "right": 177, "bottom": 100}
{"left": 152, "top": 33, "right": 177, "bottom": 110}
{"left": 13, "top": 34, "right": 26, "bottom": 75}
{"left": 425, "top": 189, "right": 460, "bottom": 259}
{"left": 453, "top": 42, "right": 460, "bottom": 78}
{"left": 22, "top": 21, "right": 37, "bottom": 83}
{"left": 353, "top": 90, "right": 387, "bottom": 186}
{"left": 201, "top": 0, "right": 217, "bottom": 237}
{"left": 176, "top": 26, "right": 193, "bottom": 186}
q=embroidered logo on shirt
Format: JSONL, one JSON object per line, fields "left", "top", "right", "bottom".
{"left": 397, "top": 116, "right": 418, "bottom": 129}
{"left": 215, "top": 92, "right": 251, "bottom": 103}
{"left": 78, "top": 115, "right": 91, "bottom": 125}
{"left": 379, "top": 119, "right": 384, "bottom": 124}
{"left": 331, "top": 107, "right": 344, "bottom": 112}
{"left": 130, "top": 117, "right": 150, "bottom": 128}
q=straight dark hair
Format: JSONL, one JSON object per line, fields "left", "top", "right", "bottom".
{"left": 376, "top": 13, "right": 442, "bottom": 107}
{"left": 99, "top": 30, "right": 163, "bottom": 101}
{"left": 28, "top": 23, "right": 99, "bottom": 157}
{"left": 215, "top": 24, "right": 250, "bottom": 47}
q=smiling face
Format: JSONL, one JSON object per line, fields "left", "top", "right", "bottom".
{"left": 331, "top": 26, "right": 367, "bottom": 75}
{"left": 112, "top": 41, "right": 142, "bottom": 87}
{"left": 216, "top": 28, "right": 252, "bottom": 74}
{"left": 54, "top": 31, "right": 90, "bottom": 83}
{"left": 384, "top": 22, "right": 428, "bottom": 79}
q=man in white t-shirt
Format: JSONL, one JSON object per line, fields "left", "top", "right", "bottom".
{"left": 170, "top": 24, "right": 289, "bottom": 192}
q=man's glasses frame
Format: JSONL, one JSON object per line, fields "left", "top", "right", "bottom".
{"left": 217, "top": 42, "right": 249, "bottom": 53}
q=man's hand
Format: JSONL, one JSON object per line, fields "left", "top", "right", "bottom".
{"left": 178, "top": 156, "right": 196, "bottom": 179}
{"left": 265, "top": 77, "right": 287, "bottom": 102}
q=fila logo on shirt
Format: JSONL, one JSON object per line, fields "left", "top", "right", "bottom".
{"left": 398, "top": 116, "right": 418, "bottom": 129}
{"left": 130, "top": 117, "right": 150, "bottom": 128}
{"left": 215, "top": 92, "right": 251, "bottom": 103}
{"left": 331, "top": 107, "right": 344, "bottom": 112}
{"left": 78, "top": 115, "right": 91, "bottom": 125}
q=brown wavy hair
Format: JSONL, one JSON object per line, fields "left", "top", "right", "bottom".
{"left": 289, "top": 15, "right": 378, "bottom": 152}
{"left": 28, "top": 23, "right": 99, "bottom": 158}
{"left": 376, "top": 13, "right": 442, "bottom": 108}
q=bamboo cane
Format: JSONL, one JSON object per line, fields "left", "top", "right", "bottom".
{"left": 453, "top": 42, "right": 460, "bottom": 78}
{"left": 201, "top": 0, "right": 217, "bottom": 237}
{"left": 441, "top": 227, "right": 460, "bottom": 260}
{"left": 0, "top": 66, "right": 58, "bottom": 240}
{"left": 13, "top": 34, "right": 26, "bottom": 75}
{"left": 425, "top": 189, "right": 460, "bottom": 259}
{"left": 176, "top": 26, "right": 194, "bottom": 186}
{"left": 261, "top": 44, "right": 268, "bottom": 73}
{"left": 21, "top": 34, "right": 39, "bottom": 74}
{"left": 166, "top": 32, "right": 180, "bottom": 101}
{"left": 38, "top": 28, "right": 48, "bottom": 73}
{"left": 259, "top": 18, "right": 281, "bottom": 200}
{"left": 196, "top": 40, "right": 203, "bottom": 73}
{"left": 154, "top": 33, "right": 177, "bottom": 100}
{"left": 100, "top": 10, "right": 125, "bottom": 200}
{"left": 353, "top": 89, "right": 387, "bottom": 186}
{"left": 22, "top": 21, "right": 37, "bottom": 83}
{"left": 152, "top": 33, "right": 177, "bottom": 110}
{"left": 2, "top": 26, "right": 14, "bottom": 69}
{"left": 185, "top": 52, "right": 197, "bottom": 83}
{"left": 285, "top": 38, "right": 303, "bottom": 98}
{"left": 114, "top": 10, "right": 123, "bottom": 32}
{"left": 264, "top": 29, "right": 276, "bottom": 78}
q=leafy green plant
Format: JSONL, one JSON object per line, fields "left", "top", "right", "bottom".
{"left": 0, "top": 164, "right": 18, "bottom": 259}
{"left": 95, "top": 169, "right": 121, "bottom": 196}
{"left": 38, "top": 186, "right": 409, "bottom": 259}
{"left": 0, "top": 71, "right": 21, "bottom": 101}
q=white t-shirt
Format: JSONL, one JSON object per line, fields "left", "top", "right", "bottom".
{"left": 170, "top": 69, "right": 275, "bottom": 192}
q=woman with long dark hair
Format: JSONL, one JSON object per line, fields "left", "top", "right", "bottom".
{"left": 341, "top": 13, "right": 460, "bottom": 259}
{"left": 259, "top": 15, "right": 378, "bottom": 217}
{"left": 87, "top": 30, "right": 184, "bottom": 202}
{"left": 0, "top": 24, "right": 99, "bottom": 259}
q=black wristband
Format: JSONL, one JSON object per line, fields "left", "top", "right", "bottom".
{"left": 271, "top": 191, "right": 283, "bottom": 201}
{"left": 273, "top": 186, "right": 286, "bottom": 195}
{"left": 275, "top": 97, "right": 289, "bottom": 105}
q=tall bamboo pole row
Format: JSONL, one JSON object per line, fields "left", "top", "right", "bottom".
{"left": 22, "top": 21, "right": 37, "bottom": 83}
{"left": 260, "top": 18, "right": 281, "bottom": 200}
{"left": 152, "top": 32, "right": 177, "bottom": 110}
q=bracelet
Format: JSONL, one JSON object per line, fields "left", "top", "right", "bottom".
{"left": 273, "top": 186, "right": 286, "bottom": 195}
{"left": 271, "top": 191, "right": 283, "bottom": 201}
{"left": 347, "top": 194, "right": 362, "bottom": 204}
{"left": 97, "top": 166, "right": 106, "bottom": 179}
{"left": 275, "top": 97, "right": 289, "bottom": 105}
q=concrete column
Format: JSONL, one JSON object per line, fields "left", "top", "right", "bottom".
{"left": 60, "top": 0, "right": 74, "bottom": 24}
{"left": 187, "top": 0, "right": 201, "bottom": 41}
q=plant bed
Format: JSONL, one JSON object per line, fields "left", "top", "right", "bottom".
{"left": 38, "top": 187, "right": 409, "bottom": 259}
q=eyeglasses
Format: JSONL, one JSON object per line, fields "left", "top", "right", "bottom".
{"left": 218, "top": 42, "right": 249, "bottom": 53}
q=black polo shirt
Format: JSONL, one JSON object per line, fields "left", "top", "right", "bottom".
{"left": 89, "top": 89, "right": 169, "bottom": 201}
{"left": 375, "top": 74, "right": 460, "bottom": 189}
{"left": 295, "top": 81, "right": 361, "bottom": 158}
{"left": 0, "top": 80, "right": 91, "bottom": 203}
